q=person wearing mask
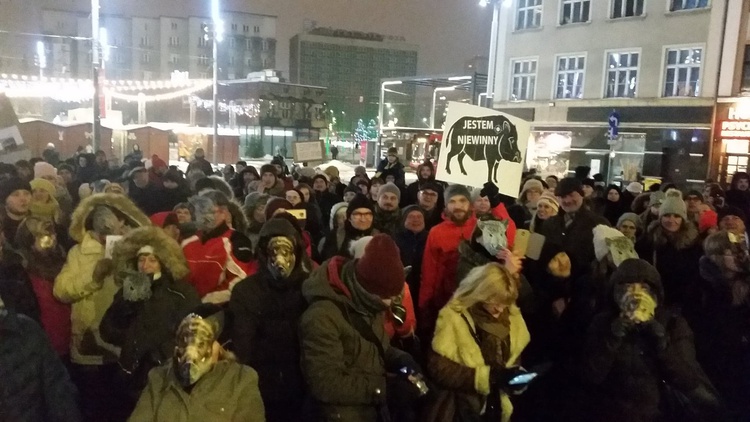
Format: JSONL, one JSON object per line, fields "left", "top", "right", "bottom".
{"left": 182, "top": 192, "right": 256, "bottom": 304}
{"left": 635, "top": 189, "right": 703, "bottom": 312}
{"left": 54, "top": 193, "right": 151, "bottom": 421}
{"left": 420, "top": 184, "right": 517, "bottom": 345}
{"left": 537, "top": 177, "right": 608, "bottom": 281}
{"left": 43, "top": 142, "right": 61, "bottom": 166}
{"left": 230, "top": 218, "right": 313, "bottom": 422}
{"left": 373, "top": 182, "right": 401, "bottom": 237}
{"left": 375, "top": 147, "right": 406, "bottom": 187}
{"left": 99, "top": 227, "right": 201, "bottom": 415}
{"left": 696, "top": 231, "right": 750, "bottom": 420}
{"left": 128, "top": 305, "right": 266, "bottom": 421}
{"left": 508, "top": 178, "right": 544, "bottom": 228}
{"left": 186, "top": 147, "right": 214, "bottom": 176}
{"left": 603, "top": 184, "right": 627, "bottom": 226}
{"left": 128, "top": 167, "right": 166, "bottom": 215}
{"left": 15, "top": 217, "right": 70, "bottom": 357}
{"left": 581, "top": 259, "right": 722, "bottom": 422}
{"left": 616, "top": 212, "right": 642, "bottom": 243}
{"left": 425, "top": 263, "right": 530, "bottom": 422}
{"left": 418, "top": 181, "right": 445, "bottom": 230}
{"left": 0, "top": 293, "right": 82, "bottom": 422}
{"left": 0, "top": 177, "right": 31, "bottom": 248}
{"left": 312, "top": 174, "right": 341, "bottom": 227}
{"left": 300, "top": 234, "right": 425, "bottom": 421}
{"left": 527, "top": 191, "right": 559, "bottom": 233}
{"left": 404, "top": 161, "right": 441, "bottom": 207}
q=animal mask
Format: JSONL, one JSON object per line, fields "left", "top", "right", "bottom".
{"left": 122, "top": 270, "right": 152, "bottom": 302}
{"left": 605, "top": 236, "right": 638, "bottom": 267}
{"left": 173, "top": 314, "right": 218, "bottom": 387}
{"left": 615, "top": 283, "right": 656, "bottom": 323}
{"left": 266, "top": 236, "right": 296, "bottom": 279}
{"left": 476, "top": 219, "right": 509, "bottom": 256}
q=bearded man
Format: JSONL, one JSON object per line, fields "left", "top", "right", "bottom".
{"left": 229, "top": 217, "right": 313, "bottom": 422}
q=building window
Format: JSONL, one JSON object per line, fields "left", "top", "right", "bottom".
{"left": 140, "top": 36, "right": 151, "bottom": 47}
{"left": 262, "top": 39, "right": 269, "bottom": 51}
{"left": 198, "top": 55, "right": 209, "bottom": 66}
{"left": 670, "top": 0, "right": 709, "bottom": 11}
{"left": 243, "top": 24, "right": 249, "bottom": 33}
{"left": 663, "top": 47, "right": 702, "bottom": 97}
{"left": 605, "top": 52, "right": 639, "bottom": 98}
{"left": 246, "top": 39, "right": 252, "bottom": 50}
{"left": 169, "top": 54, "right": 179, "bottom": 65}
{"left": 561, "top": 0, "right": 590, "bottom": 25}
{"left": 229, "top": 38, "right": 235, "bottom": 48}
{"left": 141, "top": 52, "right": 150, "bottom": 64}
{"left": 612, "top": 0, "right": 644, "bottom": 18}
{"left": 171, "top": 22, "right": 177, "bottom": 30}
{"left": 555, "top": 55, "right": 585, "bottom": 99}
{"left": 510, "top": 59, "right": 537, "bottom": 101}
{"left": 169, "top": 36, "right": 180, "bottom": 46}
{"left": 516, "top": 0, "right": 543, "bottom": 30}
{"left": 229, "top": 55, "right": 235, "bottom": 66}
{"left": 231, "top": 23, "right": 237, "bottom": 31}
{"left": 254, "top": 25, "right": 260, "bottom": 33}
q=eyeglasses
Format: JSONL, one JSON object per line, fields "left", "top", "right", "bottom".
{"left": 351, "top": 211, "right": 374, "bottom": 219}
{"left": 420, "top": 191, "right": 438, "bottom": 197}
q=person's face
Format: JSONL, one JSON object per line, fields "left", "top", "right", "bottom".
{"left": 343, "top": 191, "right": 356, "bottom": 203}
{"left": 261, "top": 172, "right": 276, "bottom": 188}
{"left": 419, "top": 166, "right": 432, "bottom": 180}
{"left": 213, "top": 205, "right": 230, "bottom": 228}
{"left": 738, "top": 178, "right": 750, "bottom": 191}
{"left": 175, "top": 208, "right": 192, "bottom": 223}
{"left": 720, "top": 215, "right": 746, "bottom": 235}
{"left": 482, "top": 298, "right": 508, "bottom": 319}
{"left": 6, "top": 190, "right": 31, "bottom": 216}
{"left": 370, "top": 184, "right": 382, "bottom": 199}
{"left": 164, "top": 224, "right": 181, "bottom": 242}
{"left": 685, "top": 196, "right": 702, "bottom": 212}
{"left": 134, "top": 171, "right": 149, "bottom": 186}
{"left": 349, "top": 207, "right": 374, "bottom": 230}
{"left": 703, "top": 186, "right": 712, "bottom": 199}
{"left": 163, "top": 180, "right": 178, "bottom": 190}
{"left": 313, "top": 179, "right": 327, "bottom": 192}
{"left": 358, "top": 184, "right": 369, "bottom": 195}
{"left": 378, "top": 192, "right": 399, "bottom": 211}
{"left": 607, "top": 189, "right": 620, "bottom": 202}
{"left": 661, "top": 214, "right": 683, "bottom": 233}
{"left": 32, "top": 188, "right": 50, "bottom": 203}
{"left": 286, "top": 190, "right": 302, "bottom": 206}
{"left": 253, "top": 204, "right": 267, "bottom": 223}
{"left": 526, "top": 190, "right": 542, "bottom": 205}
{"left": 387, "top": 154, "right": 397, "bottom": 164}
{"left": 473, "top": 196, "right": 491, "bottom": 215}
{"left": 96, "top": 154, "right": 106, "bottom": 165}
{"left": 618, "top": 220, "right": 638, "bottom": 239}
{"left": 78, "top": 157, "right": 87, "bottom": 167}
{"left": 447, "top": 195, "right": 471, "bottom": 224}
{"left": 559, "top": 192, "right": 583, "bottom": 214}
{"left": 243, "top": 172, "right": 257, "bottom": 184}
{"left": 536, "top": 201, "right": 556, "bottom": 220}
{"left": 404, "top": 211, "right": 425, "bottom": 233}
{"left": 385, "top": 175, "right": 396, "bottom": 184}
{"left": 299, "top": 188, "right": 311, "bottom": 203}
{"left": 548, "top": 252, "right": 571, "bottom": 278}
{"left": 236, "top": 164, "right": 246, "bottom": 173}
{"left": 138, "top": 253, "right": 162, "bottom": 274}
{"left": 17, "top": 167, "right": 31, "bottom": 180}
{"left": 582, "top": 185, "right": 594, "bottom": 197}
{"left": 59, "top": 169, "right": 73, "bottom": 184}
{"left": 545, "top": 177, "right": 558, "bottom": 190}
{"left": 273, "top": 164, "right": 283, "bottom": 175}
{"left": 418, "top": 189, "right": 438, "bottom": 211}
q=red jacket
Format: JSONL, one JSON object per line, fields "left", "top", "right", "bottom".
{"left": 182, "top": 226, "right": 258, "bottom": 303}
{"left": 384, "top": 283, "right": 417, "bottom": 340}
{"left": 418, "top": 203, "right": 516, "bottom": 335}
{"left": 29, "top": 274, "right": 71, "bottom": 356}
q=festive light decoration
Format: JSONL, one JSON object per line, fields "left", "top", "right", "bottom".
{"left": 107, "top": 80, "right": 213, "bottom": 102}
{"left": 190, "top": 96, "right": 260, "bottom": 118}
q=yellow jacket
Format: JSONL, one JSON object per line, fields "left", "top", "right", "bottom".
{"left": 53, "top": 231, "right": 120, "bottom": 365}
{"left": 431, "top": 304, "right": 530, "bottom": 422}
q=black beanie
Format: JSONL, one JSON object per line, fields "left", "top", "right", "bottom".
{"left": 346, "top": 193, "right": 374, "bottom": 220}
{"left": 0, "top": 177, "right": 31, "bottom": 205}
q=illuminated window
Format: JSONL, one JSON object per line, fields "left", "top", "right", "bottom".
{"left": 605, "top": 51, "right": 639, "bottom": 98}
{"left": 516, "top": 0, "right": 543, "bottom": 30}
{"left": 664, "top": 47, "right": 702, "bottom": 97}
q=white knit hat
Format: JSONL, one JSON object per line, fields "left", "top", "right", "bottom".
{"left": 626, "top": 182, "right": 643, "bottom": 194}
{"left": 593, "top": 224, "right": 627, "bottom": 262}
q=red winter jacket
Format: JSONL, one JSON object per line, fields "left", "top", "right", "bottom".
{"left": 29, "top": 274, "right": 71, "bottom": 357}
{"left": 384, "top": 283, "right": 417, "bottom": 340}
{"left": 418, "top": 203, "right": 516, "bottom": 337}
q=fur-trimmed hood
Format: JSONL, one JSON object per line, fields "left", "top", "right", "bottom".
{"left": 69, "top": 193, "right": 152, "bottom": 243}
{"left": 645, "top": 219, "right": 699, "bottom": 251}
{"left": 110, "top": 226, "right": 190, "bottom": 283}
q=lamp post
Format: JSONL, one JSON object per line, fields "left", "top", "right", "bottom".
{"left": 211, "top": 0, "right": 223, "bottom": 165}
{"left": 377, "top": 80, "right": 402, "bottom": 163}
{"left": 91, "top": 0, "right": 101, "bottom": 152}
{"left": 431, "top": 86, "right": 456, "bottom": 129}
{"left": 36, "top": 41, "right": 45, "bottom": 119}
{"left": 480, "top": 0, "right": 508, "bottom": 108}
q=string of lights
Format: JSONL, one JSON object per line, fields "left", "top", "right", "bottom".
{"left": 108, "top": 80, "right": 212, "bottom": 102}
{"left": 190, "top": 96, "right": 260, "bottom": 118}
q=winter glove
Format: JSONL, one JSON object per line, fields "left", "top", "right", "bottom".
{"left": 92, "top": 258, "right": 114, "bottom": 286}
{"left": 641, "top": 319, "right": 667, "bottom": 352}
{"left": 122, "top": 271, "right": 152, "bottom": 302}
{"left": 481, "top": 182, "right": 501, "bottom": 208}
{"left": 610, "top": 316, "right": 634, "bottom": 338}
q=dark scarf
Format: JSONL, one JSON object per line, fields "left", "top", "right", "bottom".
{"left": 25, "top": 248, "right": 65, "bottom": 281}
{"left": 341, "top": 260, "right": 386, "bottom": 316}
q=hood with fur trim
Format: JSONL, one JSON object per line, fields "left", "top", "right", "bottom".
{"left": 69, "top": 193, "right": 151, "bottom": 243}
{"left": 645, "top": 218, "right": 699, "bottom": 251}
{"left": 110, "top": 226, "right": 190, "bottom": 284}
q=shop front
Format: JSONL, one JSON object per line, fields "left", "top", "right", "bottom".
{"left": 711, "top": 99, "right": 750, "bottom": 185}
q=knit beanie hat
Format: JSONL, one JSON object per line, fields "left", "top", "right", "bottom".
{"left": 265, "top": 197, "right": 293, "bottom": 221}
{"left": 296, "top": 166, "right": 316, "bottom": 180}
{"left": 659, "top": 189, "right": 687, "bottom": 220}
{"left": 445, "top": 184, "right": 471, "bottom": 202}
{"left": 30, "top": 178, "right": 56, "bottom": 198}
{"left": 260, "top": 164, "right": 278, "bottom": 178}
{"left": 616, "top": 212, "right": 641, "bottom": 230}
{"left": 324, "top": 166, "right": 340, "bottom": 179}
{"left": 699, "top": 209, "right": 718, "bottom": 233}
{"left": 718, "top": 206, "right": 746, "bottom": 223}
{"left": 312, "top": 174, "right": 329, "bottom": 186}
{"left": 521, "top": 179, "right": 544, "bottom": 198}
{"left": 346, "top": 193, "right": 374, "bottom": 220}
{"left": 626, "top": 182, "right": 643, "bottom": 195}
{"left": 349, "top": 235, "right": 374, "bottom": 259}
{"left": 593, "top": 224, "right": 627, "bottom": 261}
{"left": 537, "top": 191, "right": 559, "bottom": 213}
{"left": 355, "top": 234, "right": 404, "bottom": 299}
{"left": 610, "top": 259, "right": 662, "bottom": 298}
{"left": 0, "top": 177, "right": 31, "bottom": 205}
{"left": 379, "top": 182, "right": 401, "bottom": 201}
{"left": 34, "top": 161, "right": 57, "bottom": 179}
{"left": 555, "top": 177, "right": 584, "bottom": 197}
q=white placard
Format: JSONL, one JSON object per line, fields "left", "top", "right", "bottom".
{"left": 435, "top": 102, "right": 530, "bottom": 198}
{"left": 104, "top": 235, "right": 123, "bottom": 259}
{"left": 293, "top": 140, "right": 325, "bottom": 162}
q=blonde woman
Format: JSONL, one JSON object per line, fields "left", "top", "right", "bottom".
{"left": 425, "top": 263, "right": 530, "bottom": 422}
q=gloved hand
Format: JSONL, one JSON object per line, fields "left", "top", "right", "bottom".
{"left": 481, "top": 182, "right": 501, "bottom": 208}
{"left": 92, "top": 258, "right": 114, "bottom": 286}
{"left": 610, "top": 316, "right": 634, "bottom": 338}
{"left": 386, "top": 376, "right": 421, "bottom": 410}
{"left": 641, "top": 319, "right": 667, "bottom": 352}
{"left": 122, "top": 271, "right": 152, "bottom": 302}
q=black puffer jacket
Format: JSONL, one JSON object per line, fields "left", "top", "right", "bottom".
{"left": 0, "top": 250, "right": 40, "bottom": 323}
{"left": 0, "top": 309, "right": 81, "bottom": 422}
{"left": 229, "top": 218, "right": 312, "bottom": 417}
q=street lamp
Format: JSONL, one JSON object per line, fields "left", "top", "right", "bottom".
{"left": 211, "top": 0, "right": 224, "bottom": 165}
{"left": 377, "top": 80, "right": 403, "bottom": 161}
{"left": 431, "top": 86, "right": 456, "bottom": 129}
{"left": 480, "top": 0, "right": 510, "bottom": 108}
{"left": 91, "top": 0, "right": 101, "bottom": 151}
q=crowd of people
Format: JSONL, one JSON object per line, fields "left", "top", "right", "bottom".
{"left": 0, "top": 143, "right": 748, "bottom": 422}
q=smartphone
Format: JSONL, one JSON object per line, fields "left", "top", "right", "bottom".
{"left": 287, "top": 209, "right": 307, "bottom": 220}
{"left": 525, "top": 233, "right": 546, "bottom": 261}
{"left": 508, "top": 372, "right": 538, "bottom": 386}
{"left": 512, "top": 229, "right": 531, "bottom": 256}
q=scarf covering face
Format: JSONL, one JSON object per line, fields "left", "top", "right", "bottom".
{"left": 173, "top": 314, "right": 217, "bottom": 387}
{"left": 341, "top": 260, "right": 387, "bottom": 316}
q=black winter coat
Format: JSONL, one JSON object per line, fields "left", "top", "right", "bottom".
{"left": 100, "top": 273, "right": 200, "bottom": 395}
{"left": 0, "top": 252, "right": 40, "bottom": 323}
{"left": 395, "top": 229, "right": 428, "bottom": 309}
{"left": 229, "top": 266, "right": 309, "bottom": 413}
{"left": 0, "top": 310, "right": 81, "bottom": 422}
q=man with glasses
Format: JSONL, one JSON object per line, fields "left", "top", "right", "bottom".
{"left": 417, "top": 181, "right": 444, "bottom": 230}
{"left": 329, "top": 193, "right": 378, "bottom": 259}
